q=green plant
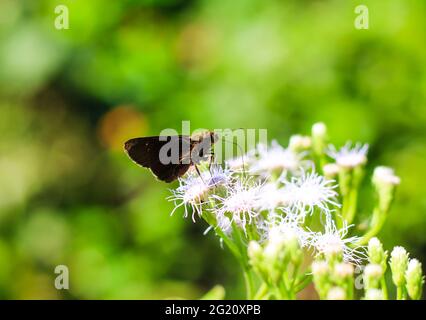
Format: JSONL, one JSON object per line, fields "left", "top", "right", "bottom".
{"left": 169, "top": 122, "right": 423, "bottom": 300}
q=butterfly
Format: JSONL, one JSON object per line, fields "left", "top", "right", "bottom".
{"left": 124, "top": 131, "right": 218, "bottom": 182}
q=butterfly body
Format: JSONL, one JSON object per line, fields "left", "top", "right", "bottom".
{"left": 124, "top": 131, "right": 217, "bottom": 182}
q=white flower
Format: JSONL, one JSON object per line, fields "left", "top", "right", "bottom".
{"left": 251, "top": 140, "right": 306, "bottom": 175}
{"left": 372, "top": 166, "right": 400, "bottom": 186}
{"left": 204, "top": 165, "right": 232, "bottom": 188}
{"left": 211, "top": 177, "right": 263, "bottom": 232}
{"left": 168, "top": 166, "right": 232, "bottom": 222}
{"left": 257, "top": 182, "right": 289, "bottom": 211}
{"left": 261, "top": 212, "right": 309, "bottom": 248}
{"left": 308, "top": 216, "right": 365, "bottom": 264}
{"left": 328, "top": 142, "right": 368, "bottom": 168}
{"left": 322, "top": 163, "right": 340, "bottom": 178}
{"left": 281, "top": 170, "right": 339, "bottom": 215}
{"left": 168, "top": 174, "right": 211, "bottom": 222}
{"left": 226, "top": 149, "right": 255, "bottom": 172}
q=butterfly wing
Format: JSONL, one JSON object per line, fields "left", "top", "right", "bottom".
{"left": 150, "top": 161, "right": 192, "bottom": 183}
{"left": 124, "top": 136, "right": 192, "bottom": 182}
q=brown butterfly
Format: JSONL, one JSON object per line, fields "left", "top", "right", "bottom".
{"left": 124, "top": 131, "right": 218, "bottom": 182}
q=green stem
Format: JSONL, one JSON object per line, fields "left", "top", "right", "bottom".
{"left": 253, "top": 283, "right": 269, "bottom": 300}
{"left": 273, "top": 285, "right": 285, "bottom": 300}
{"left": 280, "top": 272, "right": 291, "bottom": 300}
{"left": 271, "top": 279, "right": 290, "bottom": 300}
{"left": 357, "top": 208, "right": 385, "bottom": 246}
{"left": 290, "top": 264, "right": 300, "bottom": 290}
{"left": 294, "top": 273, "right": 312, "bottom": 293}
{"left": 396, "top": 286, "right": 407, "bottom": 300}
{"left": 214, "top": 226, "right": 241, "bottom": 260}
{"left": 243, "top": 269, "right": 255, "bottom": 300}
{"left": 381, "top": 277, "right": 388, "bottom": 300}
{"left": 229, "top": 223, "right": 256, "bottom": 300}
{"left": 343, "top": 188, "right": 358, "bottom": 224}
{"left": 202, "top": 203, "right": 242, "bottom": 259}
{"left": 397, "top": 286, "right": 403, "bottom": 300}
{"left": 347, "top": 278, "right": 354, "bottom": 300}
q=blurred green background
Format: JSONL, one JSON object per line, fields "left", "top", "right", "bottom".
{"left": 0, "top": 0, "right": 425, "bottom": 299}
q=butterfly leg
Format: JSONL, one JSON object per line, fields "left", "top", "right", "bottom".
{"left": 194, "top": 164, "right": 207, "bottom": 185}
{"left": 208, "top": 150, "right": 215, "bottom": 176}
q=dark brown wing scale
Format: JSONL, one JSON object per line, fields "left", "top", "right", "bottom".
{"left": 124, "top": 136, "right": 193, "bottom": 182}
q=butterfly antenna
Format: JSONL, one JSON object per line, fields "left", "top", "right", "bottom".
{"left": 221, "top": 136, "right": 247, "bottom": 178}
{"left": 194, "top": 164, "right": 207, "bottom": 185}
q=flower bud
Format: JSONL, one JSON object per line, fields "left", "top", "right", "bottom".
{"left": 363, "top": 264, "right": 383, "bottom": 289}
{"left": 333, "top": 263, "right": 354, "bottom": 284}
{"left": 364, "top": 288, "right": 383, "bottom": 300}
{"left": 323, "top": 242, "right": 344, "bottom": 263}
{"left": 283, "top": 230, "right": 303, "bottom": 265}
{"left": 373, "top": 166, "right": 401, "bottom": 187}
{"left": 312, "top": 122, "right": 327, "bottom": 139}
{"left": 289, "top": 134, "right": 311, "bottom": 152}
{"left": 311, "top": 122, "right": 327, "bottom": 156}
{"left": 405, "top": 259, "right": 424, "bottom": 300}
{"left": 323, "top": 163, "right": 340, "bottom": 180}
{"left": 368, "top": 237, "right": 388, "bottom": 271}
{"left": 312, "top": 260, "right": 330, "bottom": 298}
{"left": 264, "top": 229, "right": 286, "bottom": 262}
{"left": 327, "top": 287, "right": 346, "bottom": 300}
{"left": 263, "top": 231, "right": 288, "bottom": 283}
{"left": 390, "top": 246, "right": 409, "bottom": 287}
{"left": 248, "top": 241, "right": 263, "bottom": 270}
{"left": 372, "top": 166, "right": 400, "bottom": 213}
{"left": 312, "top": 260, "right": 329, "bottom": 277}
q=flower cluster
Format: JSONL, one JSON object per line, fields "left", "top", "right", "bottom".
{"left": 168, "top": 123, "right": 424, "bottom": 300}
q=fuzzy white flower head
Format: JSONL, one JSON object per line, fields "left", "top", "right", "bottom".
{"left": 251, "top": 140, "right": 306, "bottom": 175}
{"left": 168, "top": 174, "right": 211, "bottom": 222}
{"left": 261, "top": 211, "right": 309, "bottom": 247}
{"left": 328, "top": 142, "right": 369, "bottom": 169}
{"left": 322, "top": 163, "right": 340, "bottom": 178}
{"left": 372, "top": 166, "right": 400, "bottom": 186}
{"left": 257, "top": 182, "right": 289, "bottom": 211}
{"left": 212, "top": 177, "right": 262, "bottom": 232}
{"left": 225, "top": 147, "right": 256, "bottom": 172}
{"left": 308, "top": 216, "right": 365, "bottom": 264}
{"left": 204, "top": 165, "right": 232, "bottom": 188}
{"left": 281, "top": 170, "right": 339, "bottom": 215}
{"left": 226, "top": 155, "right": 249, "bottom": 172}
